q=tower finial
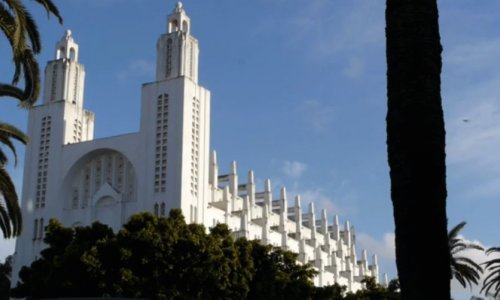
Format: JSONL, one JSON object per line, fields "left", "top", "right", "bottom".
{"left": 175, "top": 1, "right": 183, "bottom": 11}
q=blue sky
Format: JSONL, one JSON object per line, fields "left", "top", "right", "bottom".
{"left": 1, "top": 1, "right": 500, "bottom": 298}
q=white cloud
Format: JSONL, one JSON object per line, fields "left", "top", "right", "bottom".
{"left": 299, "top": 188, "right": 341, "bottom": 217}
{"left": 447, "top": 75, "right": 500, "bottom": 157}
{"left": 443, "top": 35, "right": 500, "bottom": 201}
{"left": 281, "top": 160, "right": 307, "bottom": 179}
{"left": 117, "top": 59, "right": 155, "bottom": 81}
{"left": 357, "top": 232, "right": 395, "bottom": 261}
{"left": 343, "top": 56, "right": 365, "bottom": 79}
{"left": 301, "top": 99, "right": 335, "bottom": 132}
{"left": 287, "top": 1, "right": 384, "bottom": 62}
{"left": 356, "top": 232, "right": 397, "bottom": 281}
{"left": 445, "top": 39, "right": 500, "bottom": 75}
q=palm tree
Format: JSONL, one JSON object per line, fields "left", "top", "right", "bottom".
{"left": 481, "top": 247, "right": 500, "bottom": 298}
{"left": 0, "top": 0, "right": 62, "bottom": 104}
{"left": 0, "top": 122, "right": 28, "bottom": 238}
{"left": 385, "top": 0, "right": 450, "bottom": 298}
{"left": 0, "top": 0, "right": 62, "bottom": 238}
{"left": 448, "top": 222, "right": 484, "bottom": 289}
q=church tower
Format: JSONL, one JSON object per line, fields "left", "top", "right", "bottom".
{"left": 40, "top": 30, "right": 94, "bottom": 145}
{"left": 15, "top": 30, "right": 94, "bottom": 265}
{"left": 140, "top": 2, "right": 210, "bottom": 224}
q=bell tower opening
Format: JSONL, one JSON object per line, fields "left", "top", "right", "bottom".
{"left": 182, "top": 20, "right": 189, "bottom": 33}
{"left": 157, "top": 1, "right": 198, "bottom": 82}
{"left": 169, "top": 19, "right": 178, "bottom": 33}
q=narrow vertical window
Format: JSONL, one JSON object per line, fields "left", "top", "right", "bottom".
{"left": 82, "top": 167, "right": 91, "bottom": 208}
{"left": 154, "top": 94, "right": 168, "bottom": 193}
{"left": 160, "top": 202, "right": 166, "bottom": 217}
{"left": 39, "top": 218, "right": 44, "bottom": 240}
{"left": 190, "top": 42, "right": 194, "bottom": 77}
{"left": 72, "top": 188, "right": 79, "bottom": 209}
{"left": 73, "top": 67, "right": 79, "bottom": 104}
{"left": 166, "top": 39, "right": 173, "bottom": 77}
{"left": 105, "top": 155, "right": 113, "bottom": 184}
{"left": 50, "top": 66, "right": 58, "bottom": 101}
{"left": 33, "top": 219, "right": 39, "bottom": 240}
{"left": 154, "top": 203, "right": 159, "bottom": 217}
{"left": 190, "top": 205, "right": 193, "bottom": 223}
{"left": 94, "top": 158, "right": 102, "bottom": 193}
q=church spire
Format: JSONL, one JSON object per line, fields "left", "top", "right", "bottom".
{"left": 43, "top": 30, "right": 85, "bottom": 106}
{"left": 168, "top": 2, "right": 190, "bottom": 34}
{"left": 156, "top": 2, "right": 199, "bottom": 82}
{"left": 55, "top": 30, "right": 79, "bottom": 61}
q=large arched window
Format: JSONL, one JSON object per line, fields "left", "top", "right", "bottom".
{"left": 68, "top": 150, "right": 136, "bottom": 209}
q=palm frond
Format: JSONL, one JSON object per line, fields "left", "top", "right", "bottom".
{"left": 0, "top": 201, "right": 12, "bottom": 238}
{"left": 0, "top": 83, "right": 24, "bottom": 100}
{"left": 480, "top": 247, "right": 500, "bottom": 297}
{"left": 23, "top": 6, "right": 41, "bottom": 53}
{"left": 484, "top": 259, "right": 500, "bottom": 269}
{"left": 33, "top": 0, "right": 63, "bottom": 24}
{"left": 454, "top": 257, "right": 483, "bottom": 272}
{"left": 0, "top": 137, "right": 16, "bottom": 166}
{"left": 452, "top": 259, "right": 482, "bottom": 289}
{"left": 448, "top": 221, "right": 484, "bottom": 290}
{"left": 482, "top": 271, "right": 500, "bottom": 298}
{"left": 487, "top": 247, "right": 500, "bottom": 255}
{"left": 0, "top": 167, "right": 22, "bottom": 238}
{"left": 0, "top": 2, "right": 23, "bottom": 84}
{"left": 0, "top": 122, "right": 28, "bottom": 143}
{"left": 19, "top": 48, "right": 41, "bottom": 105}
{"left": 0, "top": 51, "right": 41, "bottom": 104}
{"left": 4, "top": 0, "right": 30, "bottom": 65}
{"left": 0, "top": 122, "right": 28, "bottom": 166}
{"left": 0, "top": 151, "right": 7, "bottom": 166}
{"left": 0, "top": 0, "right": 62, "bottom": 240}
{"left": 1, "top": 0, "right": 57, "bottom": 105}
{"left": 449, "top": 221, "right": 466, "bottom": 240}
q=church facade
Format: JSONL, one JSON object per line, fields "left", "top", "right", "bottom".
{"left": 13, "top": 3, "right": 380, "bottom": 290}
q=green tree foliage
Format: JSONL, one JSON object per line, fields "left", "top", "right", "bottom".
{"left": 9, "top": 210, "right": 402, "bottom": 299}
{"left": 481, "top": 247, "right": 500, "bottom": 297}
{"left": 385, "top": 0, "right": 450, "bottom": 298}
{"left": 448, "top": 222, "right": 484, "bottom": 289}
{"left": 11, "top": 210, "right": 317, "bottom": 299}
{"left": 313, "top": 283, "right": 346, "bottom": 300}
{"left": 343, "top": 277, "right": 400, "bottom": 300}
{"left": 0, "top": 0, "right": 62, "bottom": 239}
{"left": 0, "top": 255, "right": 13, "bottom": 300}
{"left": 246, "top": 240, "right": 317, "bottom": 300}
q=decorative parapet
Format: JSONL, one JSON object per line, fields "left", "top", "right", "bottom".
{"left": 206, "top": 150, "right": 379, "bottom": 289}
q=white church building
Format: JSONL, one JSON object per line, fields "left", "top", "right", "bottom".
{"left": 13, "top": 2, "right": 380, "bottom": 291}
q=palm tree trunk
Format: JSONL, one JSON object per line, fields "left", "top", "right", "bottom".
{"left": 386, "top": 0, "right": 450, "bottom": 299}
